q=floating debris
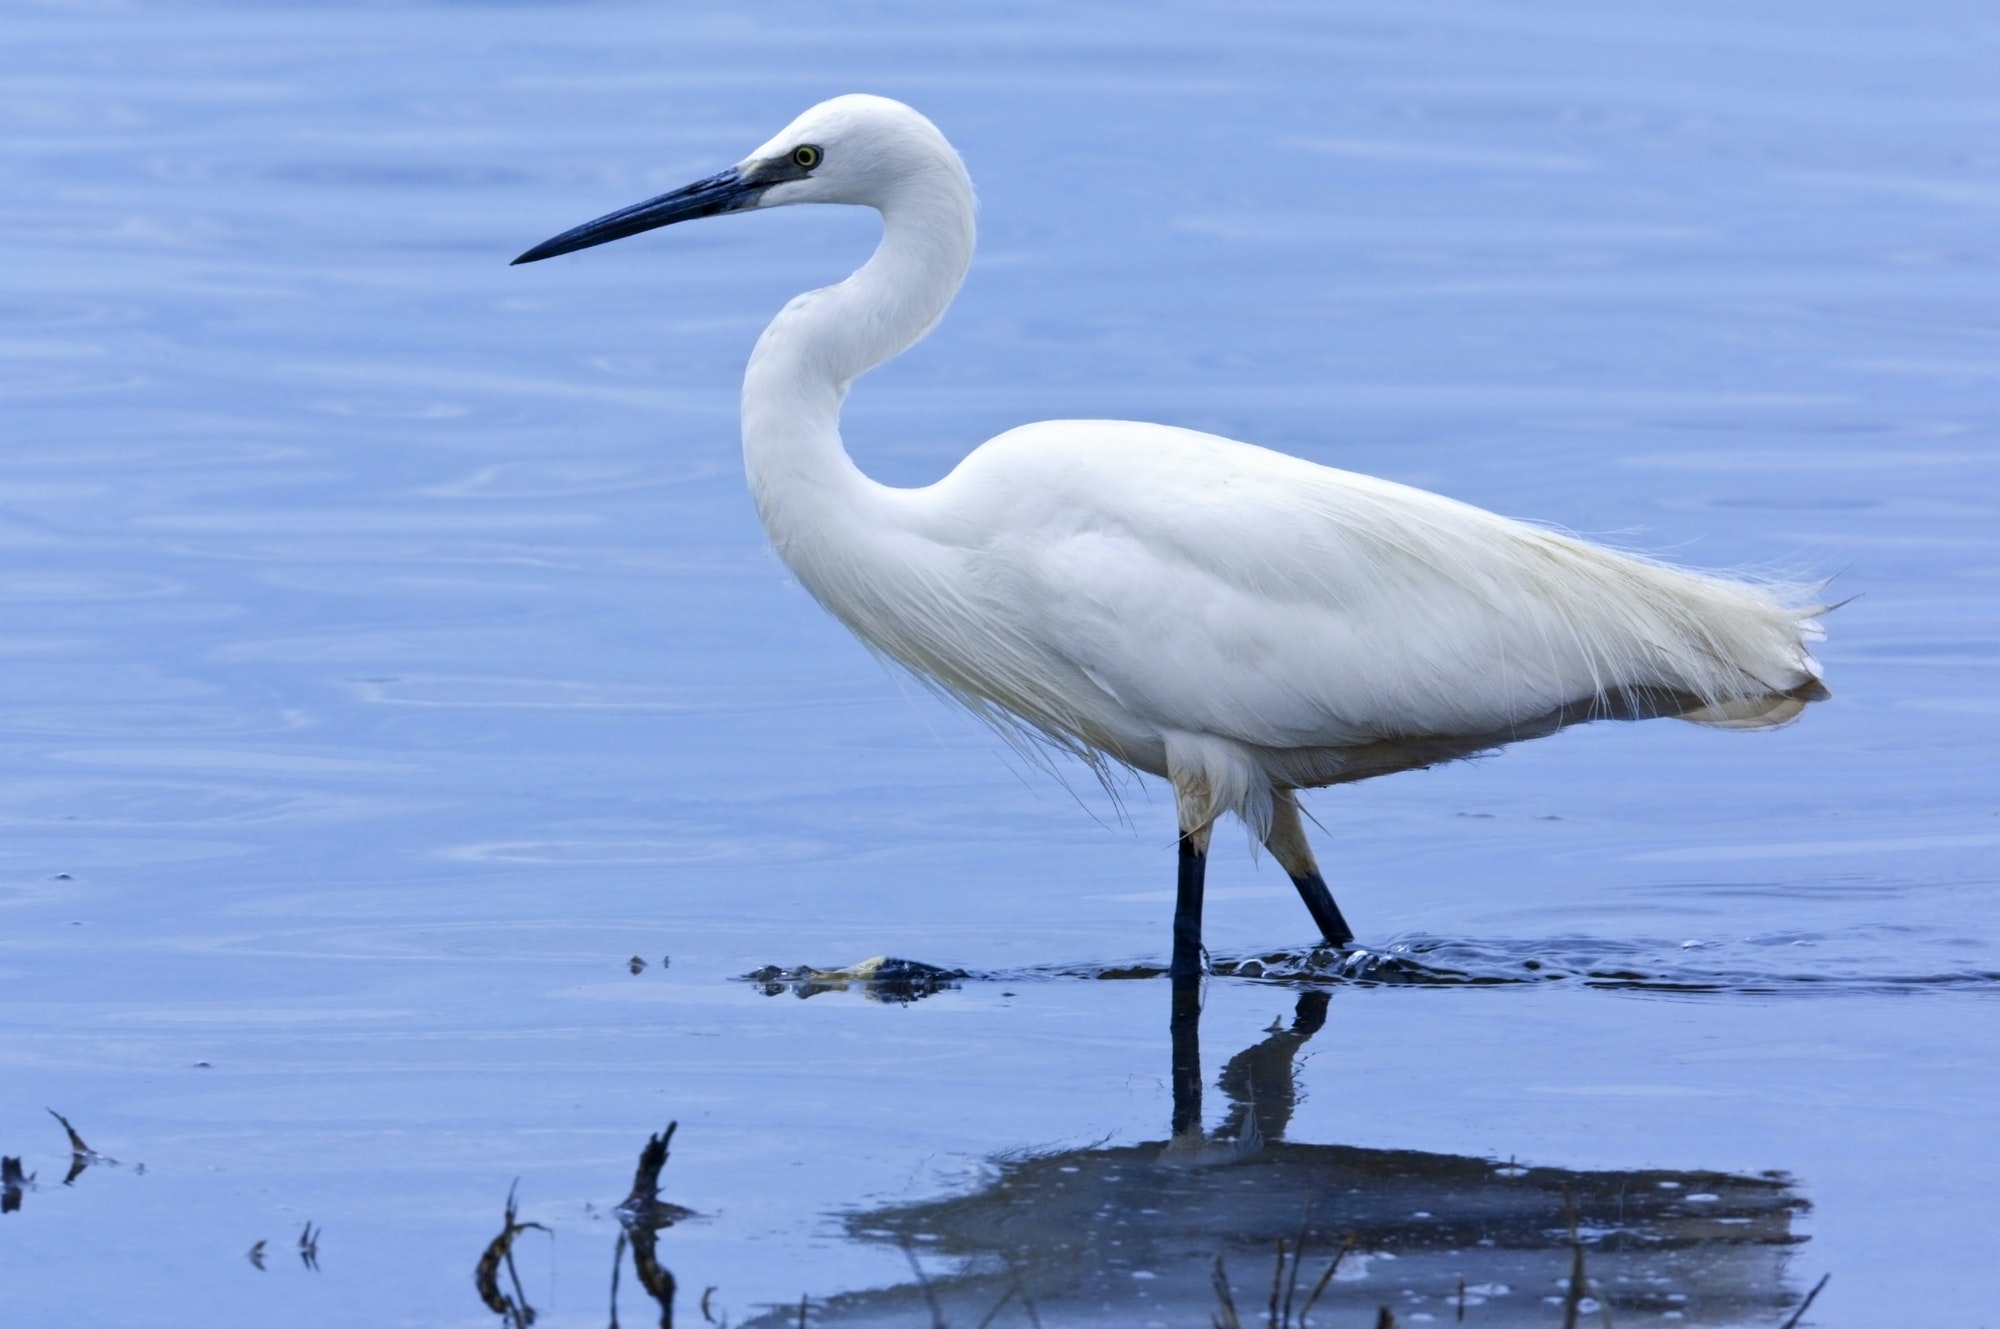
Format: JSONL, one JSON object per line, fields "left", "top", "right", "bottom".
{"left": 742, "top": 956, "right": 967, "bottom": 1003}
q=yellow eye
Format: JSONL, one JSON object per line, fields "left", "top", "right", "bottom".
{"left": 791, "top": 144, "right": 821, "bottom": 169}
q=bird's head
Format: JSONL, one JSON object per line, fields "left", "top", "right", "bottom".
{"left": 510, "top": 94, "right": 964, "bottom": 266}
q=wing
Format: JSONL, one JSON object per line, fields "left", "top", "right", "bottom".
{"left": 929, "top": 420, "right": 1822, "bottom": 751}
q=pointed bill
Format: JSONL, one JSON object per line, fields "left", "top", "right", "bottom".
{"left": 511, "top": 167, "right": 764, "bottom": 265}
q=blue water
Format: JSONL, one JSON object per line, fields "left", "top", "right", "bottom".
{"left": 3, "top": 1, "right": 1997, "bottom": 1324}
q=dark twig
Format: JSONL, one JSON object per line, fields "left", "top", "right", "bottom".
{"left": 1778, "top": 1273, "right": 1830, "bottom": 1329}
{"left": 610, "top": 1230, "right": 627, "bottom": 1329}
{"left": 901, "top": 1242, "right": 946, "bottom": 1329}
{"left": 48, "top": 1108, "right": 107, "bottom": 1184}
{"left": 299, "top": 1221, "right": 322, "bottom": 1272}
{"left": 621, "top": 1124, "right": 677, "bottom": 1219}
{"left": 1295, "top": 1231, "right": 1355, "bottom": 1327}
{"left": 628, "top": 1222, "right": 676, "bottom": 1328}
{"left": 1558, "top": 1186, "right": 1610, "bottom": 1329}
{"left": 475, "top": 1183, "right": 547, "bottom": 1326}
{"left": 1212, "top": 1252, "right": 1241, "bottom": 1329}
{"left": 617, "top": 1126, "right": 687, "bottom": 1329}
{"left": 1266, "top": 1237, "right": 1286, "bottom": 1328}
{"left": 46, "top": 1108, "right": 90, "bottom": 1155}
{"left": 973, "top": 1283, "right": 1018, "bottom": 1329}
{"left": 1280, "top": 1209, "right": 1311, "bottom": 1327}
{"left": 1560, "top": 1186, "right": 1583, "bottom": 1329}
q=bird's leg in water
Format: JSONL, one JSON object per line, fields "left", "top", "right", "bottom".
{"left": 1266, "top": 789, "right": 1355, "bottom": 947}
{"left": 1171, "top": 822, "right": 1212, "bottom": 983}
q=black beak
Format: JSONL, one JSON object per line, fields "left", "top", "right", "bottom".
{"left": 510, "top": 167, "right": 765, "bottom": 265}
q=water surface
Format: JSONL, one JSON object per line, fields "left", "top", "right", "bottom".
{"left": 2, "top": 0, "right": 1997, "bottom": 1324}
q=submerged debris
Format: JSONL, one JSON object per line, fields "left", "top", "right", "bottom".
{"left": 742, "top": 956, "right": 967, "bottom": 1003}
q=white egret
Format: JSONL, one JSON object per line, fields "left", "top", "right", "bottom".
{"left": 513, "top": 95, "right": 1828, "bottom": 980}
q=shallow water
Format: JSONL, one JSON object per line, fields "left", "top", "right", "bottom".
{"left": 2, "top": 0, "right": 1997, "bottom": 1324}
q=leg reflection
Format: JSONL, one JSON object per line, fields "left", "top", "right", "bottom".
{"left": 1215, "top": 990, "right": 1329, "bottom": 1146}
{"left": 1169, "top": 981, "right": 1205, "bottom": 1140}
{"left": 1164, "top": 986, "right": 1330, "bottom": 1166}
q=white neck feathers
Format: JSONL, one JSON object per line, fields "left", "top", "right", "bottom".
{"left": 739, "top": 155, "right": 975, "bottom": 556}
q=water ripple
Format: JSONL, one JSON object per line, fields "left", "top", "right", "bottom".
{"left": 1033, "top": 935, "right": 2000, "bottom": 996}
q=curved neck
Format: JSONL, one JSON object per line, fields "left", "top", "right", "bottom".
{"left": 740, "top": 164, "right": 975, "bottom": 554}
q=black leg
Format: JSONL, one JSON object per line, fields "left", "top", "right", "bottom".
{"left": 1289, "top": 870, "right": 1354, "bottom": 947}
{"left": 1170, "top": 830, "right": 1207, "bottom": 983}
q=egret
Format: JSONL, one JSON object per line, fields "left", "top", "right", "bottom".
{"left": 513, "top": 95, "right": 1828, "bottom": 981}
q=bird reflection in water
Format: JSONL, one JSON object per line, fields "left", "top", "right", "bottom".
{"left": 743, "top": 988, "right": 1810, "bottom": 1327}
